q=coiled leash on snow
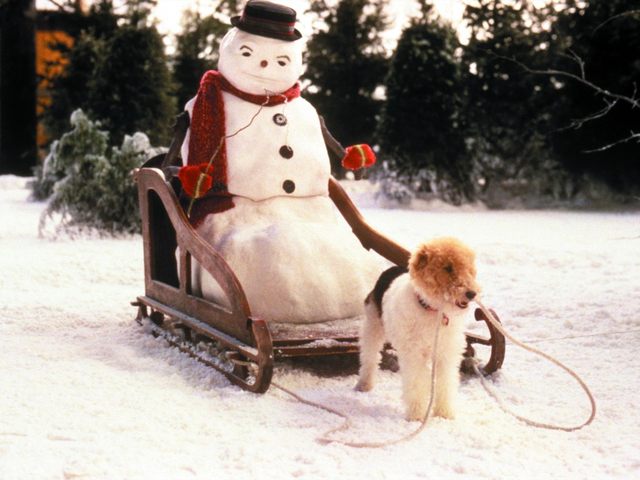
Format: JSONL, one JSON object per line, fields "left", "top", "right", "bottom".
{"left": 473, "top": 299, "right": 596, "bottom": 432}
{"left": 273, "top": 297, "right": 596, "bottom": 448}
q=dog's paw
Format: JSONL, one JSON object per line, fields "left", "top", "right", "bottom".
{"left": 355, "top": 377, "right": 374, "bottom": 392}
{"left": 433, "top": 404, "right": 456, "bottom": 420}
{"left": 405, "top": 403, "right": 428, "bottom": 422}
{"left": 406, "top": 412, "right": 426, "bottom": 422}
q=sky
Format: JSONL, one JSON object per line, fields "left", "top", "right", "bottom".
{"left": 144, "top": 0, "right": 467, "bottom": 37}
{"left": 37, "top": 0, "right": 468, "bottom": 44}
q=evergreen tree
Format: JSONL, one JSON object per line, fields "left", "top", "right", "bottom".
{"left": 41, "top": 0, "right": 119, "bottom": 141}
{"left": 549, "top": 1, "right": 640, "bottom": 194}
{"left": 377, "top": 1, "right": 472, "bottom": 203}
{"left": 462, "top": 0, "right": 559, "bottom": 194}
{"left": 303, "top": 0, "right": 390, "bottom": 176}
{"left": 42, "top": 0, "right": 176, "bottom": 148}
{"left": 90, "top": 20, "right": 176, "bottom": 146}
{"left": 172, "top": 2, "right": 241, "bottom": 111}
{"left": 43, "top": 32, "right": 103, "bottom": 142}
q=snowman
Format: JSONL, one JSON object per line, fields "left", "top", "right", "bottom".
{"left": 178, "top": 0, "right": 382, "bottom": 323}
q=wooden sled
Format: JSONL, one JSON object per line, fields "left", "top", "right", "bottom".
{"left": 132, "top": 114, "right": 505, "bottom": 393}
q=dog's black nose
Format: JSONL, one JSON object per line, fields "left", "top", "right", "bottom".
{"left": 465, "top": 290, "right": 476, "bottom": 300}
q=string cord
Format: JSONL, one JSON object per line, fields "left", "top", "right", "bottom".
{"left": 186, "top": 89, "right": 288, "bottom": 217}
{"left": 474, "top": 298, "right": 597, "bottom": 432}
{"left": 272, "top": 298, "right": 597, "bottom": 447}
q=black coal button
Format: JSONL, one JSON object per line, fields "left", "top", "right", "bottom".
{"left": 279, "top": 145, "right": 294, "bottom": 159}
{"left": 283, "top": 180, "right": 295, "bottom": 194}
{"left": 273, "top": 113, "right": 287, "bottom": 126}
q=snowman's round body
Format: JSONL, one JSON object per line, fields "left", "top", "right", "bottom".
{"left": 181, "top": 28, "right": 382, "bottom": 323}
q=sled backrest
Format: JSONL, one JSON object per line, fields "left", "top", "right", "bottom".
{"left": 134, "top": 166, "right": 255, "bottom": 345}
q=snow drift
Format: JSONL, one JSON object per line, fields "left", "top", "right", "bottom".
{"left": 1, "top": 175, "right": 639, "bottom": 479}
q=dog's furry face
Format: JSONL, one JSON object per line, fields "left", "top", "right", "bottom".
{"left": 409, "top": 237, "right": 480, "bottom": 309}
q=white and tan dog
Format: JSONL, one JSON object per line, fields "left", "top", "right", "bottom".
{"left": 356, "top": 237, "right": 480, "bottom": 421}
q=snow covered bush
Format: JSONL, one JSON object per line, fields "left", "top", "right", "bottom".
{"left": 31, "top": 110, "right": 110, "bottom": 200}
{"left": 373, "top": 160, "right": 474, "bottom": 207}
{"left": 374, "top": 161, "right": 415, "bottom": 205}
{"left": 35, "top": 109, "right": 159, "bottom": 235}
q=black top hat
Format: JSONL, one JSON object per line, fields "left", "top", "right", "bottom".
{"left": 231, "top": 1, "right": 302, "bottom": 41}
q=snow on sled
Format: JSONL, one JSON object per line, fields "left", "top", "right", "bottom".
{"left": 131, "top": 113, "right": 505, "bottom": 393}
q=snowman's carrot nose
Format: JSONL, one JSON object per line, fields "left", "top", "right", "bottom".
{"left": 261, "top": 60, "right": 268, "bottom": 68}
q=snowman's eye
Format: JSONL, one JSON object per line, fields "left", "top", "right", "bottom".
{"left": 240, "top": 45, "right": 253, "bottom": 57}
{"left": 242, "top": 51, "right": 251, "bottom": 57}
{"left": 277, "top": 55, "right": 291, "bottom": 67}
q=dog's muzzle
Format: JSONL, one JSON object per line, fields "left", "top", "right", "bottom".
{"left": 456, "top": 290, "right": 477, "bottom": 309}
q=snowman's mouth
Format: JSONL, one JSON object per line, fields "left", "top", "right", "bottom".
{"left": 246, "top": 73, "right": 277, "bottom": 83}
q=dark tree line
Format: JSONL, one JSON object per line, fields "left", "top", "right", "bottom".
{"left": 38, "top": 0, "right": 640, "bottom": 205}
{"left": 42, "top": 0, "right": 175, "bottom": 147}
{"left": 461, "top": 0, "right": 640, "bottom": 203}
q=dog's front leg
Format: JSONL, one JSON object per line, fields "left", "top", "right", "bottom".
{"left": 432, "top": 355, "right": 460, "bottom": 419}
{"left": 398, "top": 352, "right": 432, "bottom": 422}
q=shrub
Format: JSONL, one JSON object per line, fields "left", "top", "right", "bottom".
{"left": 36, "top": 109, "right": 158, "bottom": 235}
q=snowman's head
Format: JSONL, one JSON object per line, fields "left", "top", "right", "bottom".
{"left": 218, "top": 28, "right": 304, "bottom": 96}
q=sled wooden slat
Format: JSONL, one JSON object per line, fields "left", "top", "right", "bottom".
{"left": 136, "top": 295, "right": 259, "bottom": 358}
{"left": 274, "top": 342, "right": 360, "bottom": 358}
{"left": 135, "top": 166, "right": 254, "bottom": 345}
{"left": 328, "top": 178, "right": 412, "bottom": 267}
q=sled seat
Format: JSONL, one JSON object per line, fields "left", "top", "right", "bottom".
{"left": 268, "top": 316, "right": 362, "bottom": 357}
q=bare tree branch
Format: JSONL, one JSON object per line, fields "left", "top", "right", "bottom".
{"left": 43, "top": 0, "right": 74, "bottom": 12}
{"left": 583, "top": 132, "right": 640, "bottom": 153}
{"left": 593, "top": 10, "right": 640, "bottom": 35}
{"left": 489, "top": 51, "right": 640, "bottom": 110}
{"left": 557, "top": 99, "right": 618, "bottom": 132}
{"left": 487, "top": 50, "right": 640, "bottom": 153}
{"left": 561, "top": 49, "right": 585, "bottom": 79}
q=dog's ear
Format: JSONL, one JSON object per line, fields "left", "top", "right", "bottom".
{"left": 410, "top": 246, "right": 429, "bottom": 274}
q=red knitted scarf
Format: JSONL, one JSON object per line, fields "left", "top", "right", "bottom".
{"left": 185, "top": 70, "right": 301, "bottom": 228}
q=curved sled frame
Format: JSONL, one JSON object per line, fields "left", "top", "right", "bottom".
{"left": 133, "top": 115, "right": 505, "bottom": 393}
{"left": 134, "top": 166, "right": 274, "bottom": 392}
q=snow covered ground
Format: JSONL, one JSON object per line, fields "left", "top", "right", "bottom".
{"left": 1, "top": 175, "right": 640, "bottom": 480}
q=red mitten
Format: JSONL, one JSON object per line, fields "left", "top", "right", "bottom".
{"left": 342, "top": 144, "right": 376, "bottom": 170}
{"left": 178, "top": 164, "right": 213, "bottom": 198}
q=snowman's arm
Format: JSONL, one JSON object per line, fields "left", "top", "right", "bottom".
{"left": 319, "top": 116, "right": 346, "bottom": 158}
{"left": 328, "top": 177, "right": 410, "bottom": 267}
{"left": 161, "top": 110, "right": 190, "bottom": 177}
{"left": 161, "top": 96, "right": 197, "bottom": 178}
{"left": 180, "top": 97, "right": 197, "bottom": 165}
{"left": 319, "top": 116, "right": 367, "bottom": 180}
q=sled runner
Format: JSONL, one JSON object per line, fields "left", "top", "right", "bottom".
{"left": 132, "top": 114, "right": 506, "bottom": 393}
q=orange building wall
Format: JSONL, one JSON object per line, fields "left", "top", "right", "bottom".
{"left": 36, "top": 30, "right": 73, "bottom": 146}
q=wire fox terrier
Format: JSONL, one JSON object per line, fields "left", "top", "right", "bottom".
{"left": 356, "top": 237, "right": 480, "bottom": 421}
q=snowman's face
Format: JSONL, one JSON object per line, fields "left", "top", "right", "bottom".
{"left": 218, "top": 28, "right": 303, "bottom": 96}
